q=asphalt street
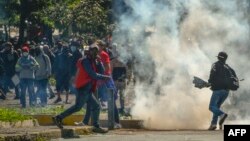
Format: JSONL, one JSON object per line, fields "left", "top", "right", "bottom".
{"left": 52, "top": 130, "right": 223, "bottom": 141}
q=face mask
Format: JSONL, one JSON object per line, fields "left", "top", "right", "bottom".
{"left": 71, "top": 46, "right": 77, "bottom": 52}
{"left": 23, "top": 52, "right": 29, "bottom": 57}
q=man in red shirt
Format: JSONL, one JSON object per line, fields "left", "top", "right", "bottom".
{"left": 98, "top": 40, "right": 111, "bottom": 75}
{"left": 97, "top": 40, "right": 121, "bottom": 128}
{"left": 96, "top": 40, "right": 111, "bottom": 106}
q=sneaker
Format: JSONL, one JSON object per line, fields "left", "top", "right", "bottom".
{"left": 74, "top": 122, "right": 87, "bottom": 126}
{"left": 114, "top": 123, "right": 122, "bottom": 129}
{"left": 208, "top": 124, "right": 217, "bottom": 130}
{"left": 219, "top": 113, "right": 228, "bottom": 129}
{"left": 53, "top": 97, "right": 62, "bottom": 104}
{"left": 52, "top": 116, "right": 63, "bottom": 129}
{"left": 92, "top": 127, "right": 108, "bottom": 133}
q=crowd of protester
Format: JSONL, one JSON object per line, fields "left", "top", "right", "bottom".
{"left": 0, "top": 36, "right": 131, "bottom": 117}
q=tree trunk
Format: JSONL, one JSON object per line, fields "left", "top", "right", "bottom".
{"left": 17, "top": 0, "right": 29, "bottom": 47}
{"left": 3, "top": 24, "right": 8, "bottom": 41}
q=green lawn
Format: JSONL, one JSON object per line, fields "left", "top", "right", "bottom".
{"left": 0, "top": 108, "right": 33, "bottom": 122}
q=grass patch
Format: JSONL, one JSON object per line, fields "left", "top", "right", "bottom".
{"left": 16, "top": 105, "right": 87, "bottom": 115}
{"left": 2, "top": 105, "right": 106, "bottom": 118}
{"left": 0, "top": 108, "right": 33, "bottom": 122}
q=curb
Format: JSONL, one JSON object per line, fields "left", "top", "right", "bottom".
{"left": 0, "top": 115, "right": 144, "bottom": 140}
{"left": 32, "top": 115, "right": 143, "bottom": 129}
{"left": 0, "top": 126, "right": 92, "bottom": 141}
{"left": 0, "top": 119, "right": 39, "bottom": 128}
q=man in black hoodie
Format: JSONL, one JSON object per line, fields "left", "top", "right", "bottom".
{"left": 207, "top": 51, "right": 230, "bottom": 130}
{"left": 1, "top": 42, "right": 20, "bottom": 99}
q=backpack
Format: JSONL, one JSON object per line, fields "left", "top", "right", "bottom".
{"left": 224, "top": 64, "right": 239, "bottom": 91}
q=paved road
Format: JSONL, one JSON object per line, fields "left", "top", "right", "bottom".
{"left": 53, "top": 130, "right": 223, "bottom": 141}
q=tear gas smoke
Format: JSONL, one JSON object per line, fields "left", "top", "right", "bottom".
{"left": 113, "top": 0, "right": 250, "bottom": 129}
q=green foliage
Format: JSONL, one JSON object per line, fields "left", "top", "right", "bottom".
{"left": 0, "top": 108, "right": 33, "bottom": 122}
{"left": 30, "top": 11, "right": 54, "bottom": 28}
{"left": 43, "top": 0, "right": 113, "bottom": 36}
{"left": 18, "top": 106, "right": 65, "bottom": 115}
{"left": 34, "top": 136, "right": 47, "bottom": 141}
{"left": 2, "top": 0, "right": 113, "bottom": 38}
{"left": 3, "top": 0, "right": 20, "bottom": 25}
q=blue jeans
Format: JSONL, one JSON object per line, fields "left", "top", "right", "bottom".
{"left": 98, "top": 84, "right": 108, "bottom": 102}
{"left": 98, "top": 78, "right": 118, "bottom": 102}
{"left": 58, "top": 84, "right": 101, "bottom": 128}
{"left": 69, "top": 84, "right": 77, "bottom": 95}
{"left": 36, "top": 79, "right": 48, "bottom": 106}
{"left": 20, "top": 78, "right": 35, "bottom": 108}
{"left": 83, "top": 98, "right": 120, "bottom": 124}
{"left": 209, "top": 89, "right": 229, "bottom": 125}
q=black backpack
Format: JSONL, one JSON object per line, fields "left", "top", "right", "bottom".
{"left": 224, "top": 64, "right": 239, "bottom": 91}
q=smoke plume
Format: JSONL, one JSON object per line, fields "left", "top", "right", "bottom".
{"left": 113, "top": 0, "right": 250, "bottom": 129}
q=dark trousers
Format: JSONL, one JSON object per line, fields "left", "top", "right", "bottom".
{"left": 58, "top": 86, "right": 101, "bottom": 128}
{"left": 36, "top": 79, "right": 48, "bottom": 105}
{"left": 20, "top": 78, "right": 35, "bottom": 108}
{"left": 2, "top": 75, "right": 20, "bottom": 97}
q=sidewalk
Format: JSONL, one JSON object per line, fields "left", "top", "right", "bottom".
{"left": 0, "top": 126, "right": 224, "bottom": 141}
{"left": 0, "top": 87, "right": 138, "bottom": 140}
{"left": 0, "top": 126, "right": 93, "bottom": 140}
{"left": 0, "top": 117, "right": 143, "bottom": 140}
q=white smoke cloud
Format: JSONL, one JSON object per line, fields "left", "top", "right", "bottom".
{"left": 113, "top": 0, "right": 250, "bottom": 129}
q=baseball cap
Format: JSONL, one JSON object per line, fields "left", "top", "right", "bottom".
{"left": 217, "top": 51, "right": 228, "bottom": 59}
{"left": 22, "top": 46, "right": 29, "bottom": 52}
{"left": 89, "top": 44, "right": 99, "bottom": 51}
{"left": 96, "top": 40, "right": 106, "bottom": 47}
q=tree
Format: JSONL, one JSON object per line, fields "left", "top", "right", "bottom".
{"left": 2, "top": 0, "right": 113, "bottom": 46}
{"left": 1, "top": 0, "right": 20, "bottom": 41}
{"left": 44, "top": 0, "right": 112, "bottom": 37}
